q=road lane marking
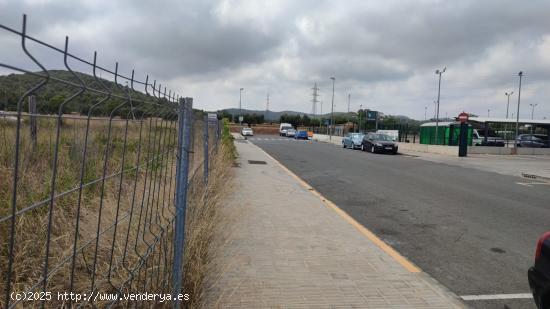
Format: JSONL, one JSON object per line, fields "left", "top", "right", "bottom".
{"left": 460, "top": 293, "right": 532, "bottom": 301}
{"left": 254, "top": 144, "right": 421, "bottom": 273}
{"left": 516, "top": 181, "right": 549, "bottom": 187}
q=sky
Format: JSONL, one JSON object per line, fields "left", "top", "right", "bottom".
{"left": 1, "top": 0, "right": 550, "bottom": 120}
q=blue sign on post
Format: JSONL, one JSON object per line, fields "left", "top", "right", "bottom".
{"left": 367, "top": 111, "right": 378, "bottom": 121}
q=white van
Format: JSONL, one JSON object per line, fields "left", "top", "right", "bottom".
{"left": 279, "top": 123, "right": 294, "bottom": 136}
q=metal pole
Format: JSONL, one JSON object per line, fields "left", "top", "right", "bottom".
{"left": 359, "top": 104, "right": 362, "bottom": 132}
{"left": 347, "top": 93, "right": 350, "bottom": 113}
{"left": 530, "top": 103, "right": 538, "bottom": 145}
{"left": 424, "top": 106, "right": 427, "bottom": 121}
{"left": 513, "top": 72, "right": 523, "bottom": 154}
{"left": 173, "top": 97, "right": 193, "bottom": 304}
{"left": 330, "top": 77, "right": 335, "bottom": 141}
{"left": 435, "top": 67, "right": 445, "bottom": 144}
{"left": 505, "top": 92, "right": 513, "bottom": 119}
{"left": 239, "top": 87, "right": 244, "bottom": 126}
{"left": 204, "top": 114, "right": 209, "bottom": 184}
{"left": 505, "top": 91, "right": 513, "bottom": 146}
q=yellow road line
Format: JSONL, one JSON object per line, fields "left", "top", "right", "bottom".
{"left": 255, "top": 144, "right": 421, "bottom": 273}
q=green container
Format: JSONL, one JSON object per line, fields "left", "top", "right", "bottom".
{"left": 420, "top": 123, "right": 472, "bottom": 146}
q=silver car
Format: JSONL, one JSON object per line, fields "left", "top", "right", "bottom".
{"left": 286, "top": 128, "right": 296, "bottom": 137}
{"left": 342, "top": 133, "right": 365, "bottom": 149}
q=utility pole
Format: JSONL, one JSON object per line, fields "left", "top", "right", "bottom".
{"left": 266, "top": 93, "right": 269, "bottom": 111}
{"left": 513, "top": 71, "right": 523, "bottom": 154}
{"left": 329, "top": 77, "right": 336, "bottom": 141}
{"left": 487, "top": 109, "right": 490, "bottom": 117}
{"left": 347, "top": 93, "right": 351, "bottom": 113}
{"left": 435, "top": 67, "right": 446, "bottom": 144}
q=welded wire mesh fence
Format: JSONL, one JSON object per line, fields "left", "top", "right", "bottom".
{"left": 0, "top": 15, "right": 220, "bottom": 308}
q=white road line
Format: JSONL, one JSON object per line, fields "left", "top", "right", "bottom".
{"left": 516, "top": 181, "right": 549, "bottom": 186}
{"left": 460, "top": 293, "right": 532, "bottom": 301}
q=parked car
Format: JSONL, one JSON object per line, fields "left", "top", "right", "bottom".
{"left": 528, "top": 231, "right": 550, "bottom": 309}
{"left": 342, "top": 133, "right": 365, "bottom": 149}
{"left": 516, "top": 134, "right": 549, "bottom": 148}
{"left": 285, "top": 128, "right": 296, "bottom": 137}
{"left": 241, "top": 127, "right": 253, "bottom": 136}
{"left": 472, "top": 129, "right": 505, "bottom": 146}
{"left": 279, "top": 123, "right": 293, "bottom": 136}
{"left": 294, "top": 130, "right": 309, "bottom": 140}
{"left": 361, "top": 133, "right": 398, "bottom": 154}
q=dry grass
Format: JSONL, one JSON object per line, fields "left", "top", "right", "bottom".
{"left": 0, "top": 115, "right": 234, "bottom": 308}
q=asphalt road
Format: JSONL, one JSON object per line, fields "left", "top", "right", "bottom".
{"left": 249, "top": 135, "right": 550, "bottom": 309}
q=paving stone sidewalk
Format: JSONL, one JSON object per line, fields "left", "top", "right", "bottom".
{"left": 205, "top": 138, "right": 466, "bottom": 308}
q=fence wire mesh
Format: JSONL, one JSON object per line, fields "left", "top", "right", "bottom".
{"left": 0, "top": 15, "right": 219, "bottom": 308}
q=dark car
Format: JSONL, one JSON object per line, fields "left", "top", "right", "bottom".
{"left": 361, "top": 133, "right": 398, "bottom": 154}
{"left": 517, "top": 134, "right": 549, "bottom": 148}
{"left": 294, "top": 130, "right": 309, "bottom": 140}
{"left": 529, "top": 231, "right": 550, "bottom": 308}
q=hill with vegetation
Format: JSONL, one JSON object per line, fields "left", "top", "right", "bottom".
{"left": 0, "top": 70, "right": 174, "bottom": 118}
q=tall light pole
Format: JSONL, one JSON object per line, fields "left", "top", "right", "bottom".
{"left": 513, "top": 71, "right": 523, "bottom": 153}
{"left": 505, "top": 91, "right": 514, "bottom": 118}
{"left": 424, "top": 106, "right": 427, "bottom": 121}
{"left": 239, "top": 87, "right": 244, "bottom": 125}
{"left": 530, "top": 103, "right": 538, "bottom": 120}
{"left": 329, "top": 77, "right": 335, "bottom": 141}
{"left": 347, "top": 93, "right": 351, "bottom": 113}
{"left": 434, "top": 67, "right": 446, "bottom": 144}
{"left": 504, "top": 92, "right": 513, "bottom": 145}
{"left": 487, "top": 109, "right": 490, "bottom": 117}
{"left": 530, "top": 103, "right": 538, "bottom": 138}
{"left": 359, "top": 104, "right": 363, "bottom": 132}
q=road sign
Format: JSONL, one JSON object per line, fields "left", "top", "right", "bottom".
{"left": 238, "top": 116, "right": 243, "bottom": 122}
{"left": 367, "top": 111, "right": 378, "bottom": 121}
{"left": 458, "top": 112, "right": 469, "bottom": 123}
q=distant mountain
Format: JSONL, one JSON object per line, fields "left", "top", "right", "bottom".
{"left": 218, "top": 108, "right": 349, "bottom": 121}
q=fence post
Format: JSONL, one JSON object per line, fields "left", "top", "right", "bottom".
{"left": 28, "top": 95, "right": 37, "bottom": 150}
{"left": 172, "top": 97, "right": 193, "bottom": 305}
{"left": 204, "top": 114, "right": 209, "bottom": 184}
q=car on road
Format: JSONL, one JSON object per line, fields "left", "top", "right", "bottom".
{"left": 294, "top": 130, "right": 309, "bottom": 140}
{"left": 528, "top": 231, "right": 550, "bottom": 309}
{"left": 342, "top": 133, "right": 365, "bottom": 149}
{"left": 241, "top": 127, "right": 253, "bottom": 136}
{"left": 279, "top": 123, "right": 294, "bottom": 136}
{"left": 285, "top": 128, "right": 296, "bottom": 137}
{"left": 473, "top": 129, "right": 505, "bottom": 146}
{"left": 516, "top": 134, "right": 549, "bottom": 148}
{"left": 361, "top": 133, "right": 398, "bottom": 154}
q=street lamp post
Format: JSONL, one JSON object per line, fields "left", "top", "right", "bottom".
{"left": 487, "top": 109, "right": 490, "bottom": 117}
{"left": 434, "top": 67, "right": 446, "bottom": 144}
{"left": 359, "top": 104, "right": 363, "bottom": 132}
{"left": 239, "top": 87, "right": 244, "bottom": 126}
{"left": 329, "top": 77, "right": 335, "bottom": 141}
{"left": 513, "top": 71, "right": 523, "bottom": 154}
{"left": 424, "top": 106, "right": 427, "bottom": 121}
{"left": 530, "top": 103, "right": 538, "bottom": 142}
{"left": 505, "top": 91, "right": 514, "bottom": 118}
{"left": 505, "top": 91, "right": 514, "bottom": 146}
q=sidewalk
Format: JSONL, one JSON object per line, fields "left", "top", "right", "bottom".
{"left": 206, "top": 138, "right": 466, "bottom": 308}
{"left": 398, "top": 149, "right": 550, "bottom": 180}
